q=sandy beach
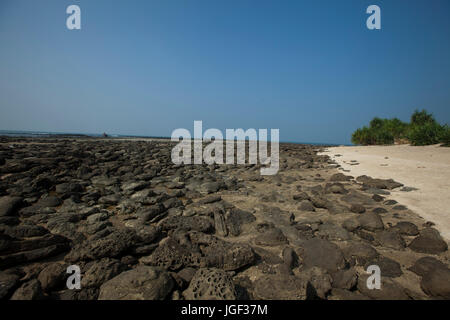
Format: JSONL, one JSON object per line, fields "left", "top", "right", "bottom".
{"left": 321, "top": 144, "right": 450, "bottom": 241}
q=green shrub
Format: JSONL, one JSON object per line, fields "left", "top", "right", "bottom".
{"left": 438, "top": 125, "right": 450, "bottom": 147}
{"left": 383, "top": 118, "right": 408, "bottom": 140}
{"left": 369, "top": 117, "right": 385, "bottom": 130}
{"left": 374, "top": 130, "right": 394, "bottom": 145}
{"left": 351, "top": 126, "right": 394, "bottom": 145}
{"left": 407, "top": 122, "right": 444, "bottom": 146}
{"left": 351, "top": 109, "right": 448, "bottom": 146}
{"left": 411, "top": 109, "right": 436, "bottom": 126}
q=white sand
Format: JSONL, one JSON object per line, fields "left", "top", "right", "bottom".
{"left": 320, "top": 144, "right": 450, "bottom": 240}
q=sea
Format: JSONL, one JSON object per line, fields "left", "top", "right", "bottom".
{"left": 0, "top": 130, "right": 344, "bottom": 146}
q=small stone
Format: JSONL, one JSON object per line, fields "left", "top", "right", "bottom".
{"left": 350, "top": 204, "right": 366, "bottom": 214}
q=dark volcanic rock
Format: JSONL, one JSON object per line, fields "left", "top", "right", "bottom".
{"left": 140, "top": 237, "right": 202, "bottom": 271}
{"left": 301, "top": 266, "right": 333, "bottom": 299}
{"left": 253, "top": 274, "right": 307, "bottom": 300}
{"left": 0, "top": 272, "right": 20, "bottom": 299}
{"left": 374, "top": 229, "right": 406, "bottom": 250}
{"left": 372, "top": 194, "right": 384, "bottom": 202}
{"left": 190, "top": 232, "right": 256, "bottom": 271}
{"left": 330, "top": 173, "right": 353, "bottom": 182}
{"left": 392, "top": 221, "right": 419, "bottom": 236}
{"left": 372, "top": 207, "right": 388, "bottom": 214}
{"left": 65, "top": 229, "right": 138, "bottom": 262}
{"left": 98, "top": 266, "right": 173, "bottom": 300}
{"left": 183, "top": 268, "right": 237, "bottom": 300}
{"left": 10, "top": 279, "right": 43, "bottom": 300}
{"left": 310, "top": 196, "right": 328, "bottom": 209}
{"left": 197, "top": 195, "right": 222, "bottom": 204}
{"left": 225, "top": 208, "right": 256, "bottom": 236}
{"left": 297, "top": 238, "right": 346, "bottom": 273}
{"left": 0, "top": 196, "right": 23, "bottom": 216}
{"left": 408, "top": 228, "right": 448, "bottom": 254}
{"left": 343, "top": 242, "right": 379, "bottom": 266}
{"left": 350, "top": 204, "right": 366, "bottom": 214}
{"left": 332, "top": 268, "right": 358, "bottom": 290}
{"left": 325, "top": 183, "right": 348, "bottom": 194}
{"left": 282, "top": 247, "right": 299, "bottom": 269}
{"left": 2, "top": 224, "right": 49, "bottom": 238}
{"left": 160, "top": 216, "right": 214, "bottom": 233}
{"left": 0, "top": 216, "right": 20, "bottom": 226}
{"left": 357, "top": 212, "right": 384, "bottom": 232}
{"left": 81, "top": 258, "right": 126, "bottom": 288}
{"left": 213, "top": 210, "right": 227, "bottom": 237}
{"left": 357, "top": 175, "right": 403, "bottom": 190}
{"left": 357, "top": 276, "right": 409, "bottom": 300}
{"left": 342, "top": 217, "right": 360, "bottom": 232}
{"left": 1, "top": 243, "right": 70, "bottom": 269}
{"left": 421, "top": 267, "right": 450, "bottom": 299}
{"left": 293, "top": 192, "right": 310, "bottom": 201}
{"left": 365, "top": 256, "right": 403, "bottom": 278}
{"left": 35, "top": 196, "right": 63, "bottom": 208}
{"left": 409, "top": 257, "right": 448, "bottom": 277}
{"left": 317, "top": 223, "right": 351, "bottom": 241}
{"left": 298, "top": 200, "right": 315, "bottom": 212}
{"left": 0, "top": 233, "right": 70, "bottom": 269}
{"left": 38, "top": 263, "right": 67, "bottom": 292}
{"left": 254, "top": 228, "right": 289, "bottom": 246}
{"left": 329, "top": 288, "right": 369, "bottom": 300}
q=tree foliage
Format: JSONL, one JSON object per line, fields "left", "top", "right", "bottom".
{"left": 351, "top": 109, "right": 448, "bottom": 146}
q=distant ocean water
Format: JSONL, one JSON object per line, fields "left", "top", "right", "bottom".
{"left": 0, "top": 130, "right": 118, "bottom": 138}
{"left": 0, "top": 130, "right": 345, "bottom": 146}
{"left": 0, "top": 130, "right": 94, "bottom": 138}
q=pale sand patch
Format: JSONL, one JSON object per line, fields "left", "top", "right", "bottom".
{"left": 320, "top": 144, "right": 450, "bottom": 240}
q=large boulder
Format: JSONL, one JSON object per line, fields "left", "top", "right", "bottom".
{"left": 420, "top": 267, "right": 450, "bottom": 299}
{"left": 65, "top": 229, "right": 138, "bottom": 262}
{"left": 81, "top": 258, "right": 126, "bottom": 288}
{"left": 297, "top": 238, "right": 346, "bottom": 273}
{"left": 254, "top": 228, "right": 289, "bottom": 246}
{"left": 183, "top": 268, "right": 237, "bottom": 300}
{"left": 0, "top": 272, "right": 20, "bottom": 299}
{"left": 98, "top": 266, "right": 173, "bottom": 300}
{"left": 38, "top": 263, "right": 67, "bottom": 292}
{"left": 357, "top": 276, "right": 409, "bottom": 300}
{"left": 409, "top": 257, "right": 448, "bottom": 277}
{"left": 253, "top": 274, "right": 308, "bottom": 300}
{"left": 10, "top": 279, "right": 43, "bottom": 300}
{"left": 408, "top": 228, "right": 448, "bottom": 254}
{"left": 374, "top": 229, "right": 406, "bottom": 250}
{"left": 343, "top": 242, "right": 379, "bottom": 266}
{"left": 0, "top": 196, "right": 23, "bottom": 217}
{"left": 357, "top": 213, "right": 384, "bottom": 232}
{"left": 356, "top": 175, "right": 403, "bottom": 190}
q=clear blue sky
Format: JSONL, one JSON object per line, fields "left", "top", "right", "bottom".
{"left": 1, "top": 0, "right": 449, "bottom": 144}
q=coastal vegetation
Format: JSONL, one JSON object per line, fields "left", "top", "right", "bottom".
{"left": 351, "top": 109, "right": 450, "bottom": 146}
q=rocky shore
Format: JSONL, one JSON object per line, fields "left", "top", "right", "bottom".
{"left": 0, "top": 137, "right": 449, "bottom": 300}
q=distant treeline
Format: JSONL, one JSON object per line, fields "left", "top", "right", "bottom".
{"left": 351, "top": 110, "right": 450, "bottom": 146}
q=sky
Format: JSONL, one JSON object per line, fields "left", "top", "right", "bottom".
{"left": 0, "top": 0, "right": 449, "bottom": 145}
